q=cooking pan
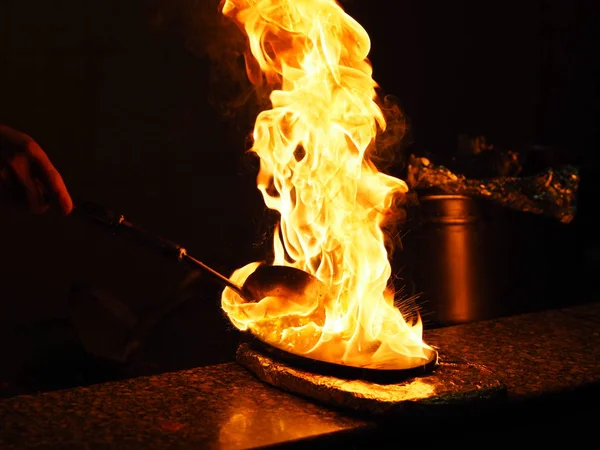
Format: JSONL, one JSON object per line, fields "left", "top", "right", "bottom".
{"left": 74, "top": 200, "right": 438, "bottom": 380}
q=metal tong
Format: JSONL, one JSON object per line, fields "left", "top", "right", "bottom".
{"left": 73, "top": 200, "right": 249, "bottom": 300}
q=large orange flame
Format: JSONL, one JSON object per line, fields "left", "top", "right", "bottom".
{"left": 220, "top": 0, "right": 432, "bottom": 369}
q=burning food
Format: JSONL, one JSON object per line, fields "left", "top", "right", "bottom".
{"left": 219, "top": 0, "right": 433, "bottom": 371}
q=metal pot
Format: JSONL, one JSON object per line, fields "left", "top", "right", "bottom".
{"left": 402, "top": 195, "right": 488, "bottom": 326}
{"left": 399, "top": 193, "right": 583, "bottom": 327}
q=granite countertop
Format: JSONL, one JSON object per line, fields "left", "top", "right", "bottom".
{"left": 426, "top": 301, "right": 600, "bottom": 399}
{"left": 0, "top": 363, "right": 369, "bottom": 449}
{"left": 2, "top": 302, "right": 600, "bottom": 449}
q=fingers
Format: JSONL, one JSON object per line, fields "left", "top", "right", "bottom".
{"left": 23, "top": 138, "right": 73, "bottom": 215}
{"left": 7, "top": 152, "right": 50, "bottom": 214}
{"left": 36, "top": 156, "right": 73, "bottom": 215}
{"left": 1, "top": 125, "right": 73, "bottom": 215}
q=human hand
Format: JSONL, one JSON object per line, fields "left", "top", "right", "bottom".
{"left": 0, "top": 124, "right": 73, "bottom": 215}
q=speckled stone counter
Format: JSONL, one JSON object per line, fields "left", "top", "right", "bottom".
{"left": 425, "top": 302, "right": 600, "bottom": 399}
{"left": 0, "top": 363, "right": 370, "bottom": 449}
{"left": 2, "top": 302, "right": 600, "bottom": 449}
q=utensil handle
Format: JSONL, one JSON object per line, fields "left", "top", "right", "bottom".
{"left": 181, "top": 253, "right": 246, "bottom": 298}
{"left": 74, "top": 200, "right": 184, "bottom": 258}
{"left": 73, "top": 200, "right": 246, "bottom": 298}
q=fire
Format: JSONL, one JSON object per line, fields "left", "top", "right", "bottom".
{"left": 220, "top": 0, "right": 433, "bottom": 369}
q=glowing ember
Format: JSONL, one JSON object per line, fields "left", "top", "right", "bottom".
{"left": 220, "top": 0, "right": 433, "bottom": 369}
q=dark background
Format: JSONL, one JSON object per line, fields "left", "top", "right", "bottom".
{"left": 0, "top": 0, "right": 598, "bottom": 394}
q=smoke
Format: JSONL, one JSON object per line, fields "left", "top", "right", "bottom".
{"left": 371, "top": 93, "right": 412, "bottom": 172}
{"left": 368, "top": 92, "right": 413, "bottom": 257}
{"left": 147, "top": 0, "right": 269, "bottom": 131}
{"left": 366, "top": 92, "right": 412, "bottom": 265}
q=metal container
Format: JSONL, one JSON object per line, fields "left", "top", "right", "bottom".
{"left": 399, "top": 193, "right": 583, "bottom": 327}
{"left": 400, "top": 195, "right": 491, "bottom": 326}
